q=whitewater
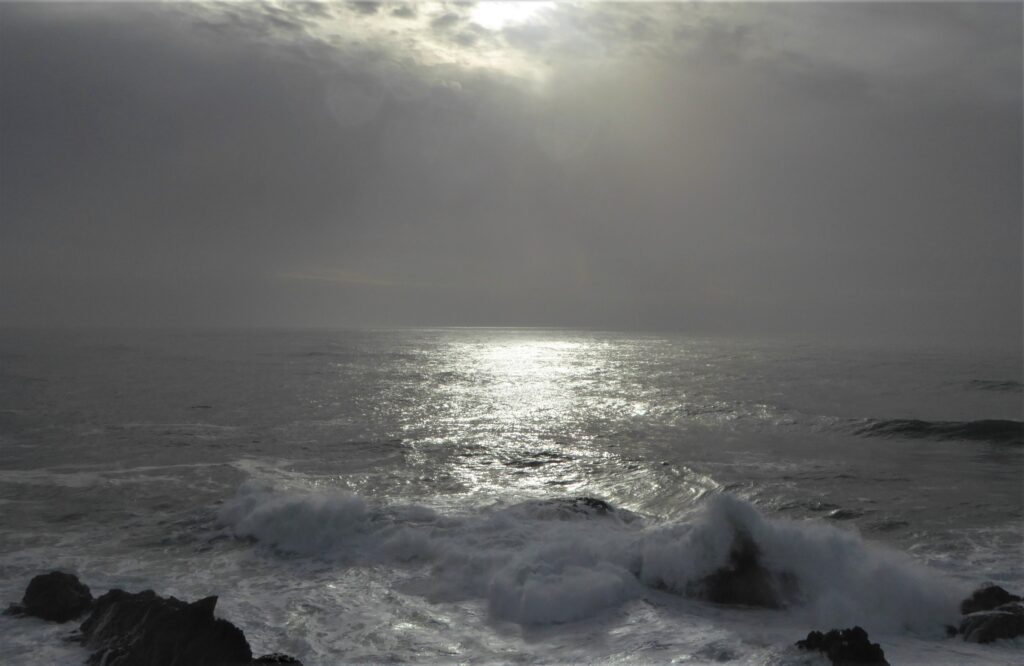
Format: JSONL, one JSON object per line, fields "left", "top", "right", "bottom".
{"left": 0, "top": 328, "right": 1021, "bottom": 664}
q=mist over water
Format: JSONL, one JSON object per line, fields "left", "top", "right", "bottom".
{"left": 0, "top": 328, "right": 1020, "bottom": 663}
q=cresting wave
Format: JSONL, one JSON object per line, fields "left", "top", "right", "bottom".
{"left": 218, "top": 482, "right": 964, "bottom": 634}
{"left": 855, "top": 419, "right": 1024, "bottom": 445}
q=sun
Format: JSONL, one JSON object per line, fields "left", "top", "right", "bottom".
{"left": 471, "top": 1, "right": 555, "bottom": 31}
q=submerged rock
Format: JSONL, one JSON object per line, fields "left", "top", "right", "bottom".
{"left": 959, "top": 602, "right": 1024, "bottom": 643}
{"left": 80, "top": 589, "right": 252, "bottom": 665}
{"left": 960, "top": 584, "right": 1022, "bottom": 615}
{"left": 3, "top": 571, "right": 93, "bottom": 622}
{"left": 523, "top": 496, "right": 625, "bottom": 520}
{"left": 796, "top": 626, "right": 889, "bottom": 665}
{"left": 695, "top": 531, "right": 796, "bottom": 608}
{"left": 568, "top": 497, "right": 616, "bottom": 515}
{"left": 254, "top": 654, "right": 304, "bottom": 664}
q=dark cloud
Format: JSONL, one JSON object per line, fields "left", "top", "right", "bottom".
{"left": 349, "top": 2, "right": 379, "bottom": 16}
{"left": 0, "top": 2, "right": 1019, "bottom": 349}
{"left": 391, "top": 5, "right": 416, "bottom": 20}
{"left": 453, "top": 31, "right": 478, "bottom": 47}
{"left": 299, "top": 3, "right": 334, "bottom": 20}
{"left": 430, "top": 12, "right": 461, "bottom": 31}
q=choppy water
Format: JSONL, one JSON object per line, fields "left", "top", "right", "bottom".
{"left": 0, "top": 328, "right": 1021, "bottom": 664}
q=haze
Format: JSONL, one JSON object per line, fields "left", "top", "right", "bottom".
{"left": 1, "top": 2, "right": 1020, "bottom": 349}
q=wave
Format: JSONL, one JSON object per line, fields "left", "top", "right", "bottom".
{"left": 967, "top": 379, "right": 1023, "bottom": 393}
{"left": 855, "top": 419, "right": 1023, "bottom": 445}
{"left": 218, "top": 483, "right": 963, "bottom": 633}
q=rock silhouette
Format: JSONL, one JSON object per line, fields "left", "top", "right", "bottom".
{"left": 79, "top": 590, "right": 252, "bottom": 666}
{"left": 796, "top": 626, "right": 889, "bottom": 665}
{"left": 696, "top": 532, "right": 796, "bottom": 608}
{"left": 959, "top": 584, "right": 1021, "bottom": 615}
{"left": 5, "top": 573, "right": 303, "bottom": 665}
{"left": 3, "top": 571, "right": 93, "bottom": 622}
{"left": 959, "top": 604, "right": 1024, "bottom": 643}
{"left": 957, "top": 585, "right": 1024, "bottom": 643}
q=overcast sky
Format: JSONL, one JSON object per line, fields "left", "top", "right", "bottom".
{"left": 1, "top": 1, "right": 1020, "bottom": 348}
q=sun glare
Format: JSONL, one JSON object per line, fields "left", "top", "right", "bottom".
{"left": 471, "top": 1, "right": 554, "bottom": 31}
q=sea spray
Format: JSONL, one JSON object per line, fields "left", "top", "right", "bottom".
{"left": 218, "top": 484, "right": 964, "bottom": 633}
{"left": 218, "top": 480, "right": 370, "bottom": 556}
{"left": 640, "top": 493, "right": 964, "bottom": 634}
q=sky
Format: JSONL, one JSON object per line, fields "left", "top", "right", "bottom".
{"left": 1, "top": 1, "right": 1021, "bottom": 349}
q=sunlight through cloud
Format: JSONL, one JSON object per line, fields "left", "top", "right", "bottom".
{"left": 471, "top": 1, "right": 555, "bottom": 31}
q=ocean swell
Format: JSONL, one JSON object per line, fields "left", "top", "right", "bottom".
{"left": 967, "top": 379, "right": 1023, "bottom": 393}
{"left": 855, "top": 419, "right": 1023, "bottom": 445}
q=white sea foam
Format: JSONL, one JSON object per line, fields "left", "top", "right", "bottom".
{"left": 218, "top": 484, "right": 965, "bottom": 634}
{"left": 642, "top": 494, "right": 964, "bottom": 635}
{"left": 488, "top": 560, "right": 638, "bottom": 624}
{"left": 218, "top": 481, "right": 370, "bottom": 555}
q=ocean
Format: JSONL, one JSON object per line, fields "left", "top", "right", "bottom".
{"left": 0, "top": 328, "right": 1021, "bottom": 664}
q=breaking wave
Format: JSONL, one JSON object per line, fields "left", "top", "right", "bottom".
{"left": 855, "top": 419, "right": 1023, "bottom": 445}
{"left": 218, "top": 482, "right": 964, "bottom": 633}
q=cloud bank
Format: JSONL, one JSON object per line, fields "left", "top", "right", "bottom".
{"left": 0, "top": 2, "right": 1020, "bottom": 349}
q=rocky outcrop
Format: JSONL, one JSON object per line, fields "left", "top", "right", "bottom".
{"left": 695, "top": 532, "right": 797, "bottom": 608}
{"left": 796, "top": 626, "right": 889, "bottom": 665}
{"left": 561, "top": 496, "right": 618, "bottom": 517}
{"left": 79, "top": 590, "right": 252, "bottom": 665}
{"left": 956, "top": 585, "right": 1024, "bottom": 643}
{"left": 960, "top": 585, "right": 1021, "bottom": 615}
{"left": 960, "top": 602, "right": 1024, "bottom": 644}
{"left": 5, "top": 573, "right": 303, "bottom": 665}
{"left": 3, "top": 571, "right": 93, "bottom": 622}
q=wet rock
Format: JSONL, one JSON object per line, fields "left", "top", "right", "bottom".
{"left": 796, "top": 626, "right": 889, "bottom": 665}
{"left": 80, "top": 589, "right": 252, "bottom": 665}
{"left": 960, "top": 584, "right": 1021, "bottom": 615}
{"left": 570, "top": 497, "right": 615, "bottom": 515}
{"left": 825, "top": 508, "right": 863, "bottom": 521}
{"left": 527, "top": 496, "right": 619, "bottom": 519}
{"left": 959, "top": 602, "right": 1024, "bottom": 644}
{"left": 4, "top": 571, "right": 93, "bottom": 622}
{"left": 696, "top": 532, "right": 796, "bottom": 608}
{"left": 6, "top": 574, "right": 301, "bottom": 664}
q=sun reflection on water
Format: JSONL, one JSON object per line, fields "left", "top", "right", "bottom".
{"left": 474, "top": 340, "right": 586, "bottom": 428}
{"left": 417, "top": 335, "right": 619, "bottom": 497}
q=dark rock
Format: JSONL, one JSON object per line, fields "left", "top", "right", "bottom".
{"left": 796, "top": 626, "right": 889, "bottom": 665}
{"left": 695, "top": 531, "right": 796, "bottom": 608}
{"left": 3, "top": 602, "right": 27, "bottom": 617}
{"left": 960, "top": 585, "right": 1022, "bottom": 615}
{"left": 7, "top": 575, "right": 299, "bottom": 663}
{"left": 80, "top": 589, "right": 252, "bottom": 665}
{"left": 825, "top": 509, "right": 863, "bottom": 521}
{"left": 571, "top": 497, "right": 615, "bottom": 515}
{"left": 526, "top": 497, "right": 620, "bottom": 519}
{"left": 959, "top": 602, "right": 1024, "bottom": 643}
{"left": 11, "top": 571, "right": 93, "bottom": 622}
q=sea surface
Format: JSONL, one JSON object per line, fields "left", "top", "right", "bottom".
{"left": 0, "top": 328, "right": 1021, "bottom": 664}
